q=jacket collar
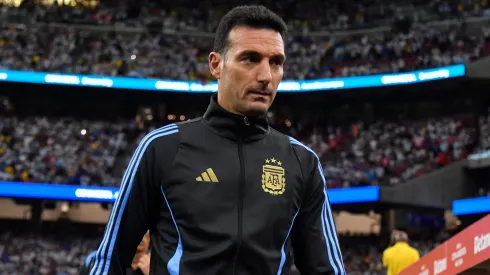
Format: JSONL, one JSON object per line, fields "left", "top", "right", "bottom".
{"left": 202, "top": 94, "right": 269, "bottom": 141}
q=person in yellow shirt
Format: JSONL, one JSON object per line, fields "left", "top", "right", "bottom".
{"left": 382, "top": 230, "right": 420, "bottom": 275}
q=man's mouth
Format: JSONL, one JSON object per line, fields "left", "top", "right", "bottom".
{"left": 249, "top": 90, "right": 271, "bottom": 96}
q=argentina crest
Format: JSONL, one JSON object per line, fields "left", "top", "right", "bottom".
{"left": 262, "top": 158, "right": 286, "bottom": 195}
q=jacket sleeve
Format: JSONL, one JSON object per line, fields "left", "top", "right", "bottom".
{"left": 89, "top": 126, "right": 179, "bottom": 275}
{"left": 79, "top": 251, "right": 97, "bottom": 275}
{"left": 291, "top": 150, "right": 345, "bottom": 275}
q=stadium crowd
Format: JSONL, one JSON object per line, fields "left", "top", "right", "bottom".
{"left": 0, "top": 23, "right": 488, "bottom": 81}
{"left": 0, "top": 230, "right": 100, "bottom": 275}
{"left": 0, "top": 229, "right": 447, "bottom": 275}
{"left": 0, "top": 4, "right": 485, "bottom": 190}
{"left": 2, "top": 0, "right": 488, "bottom": 31}
{"left": 465, "top": 113, "right": 490, "bottom": 198}
{"left": 313, "top": 116, "right": 475, "bottom": 188}
{"left": 1, "top": 0, "right": 490, "bottom": 80}
{"left": 0, "top": 113, "right": 477, "bottom": 189}
{"left": 0, "top": 116, "right": 128, "bottom": 187}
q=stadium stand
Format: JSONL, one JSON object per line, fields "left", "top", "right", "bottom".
{"left": 0, "top": 219, "right": 451, "bottom": 275}
{"left": 318, "top": 116, "right": 475, "bottom": 188}
{"left": 0, "top": 101, "right": 480, "bottom": 189}
{"left": 1, "top": 23, "right": 488, "bottom": 80}
{"left": 2, "top": 0, "right": 489, "bottom": 31}
{"left": 0, "top": 221, "right": 103, "bottom": 275}
{"left": 0, "top": 116, "right": 128, "bottom": 186}
{"left": 1, "top": 0, "right": 490, "bottom": 81}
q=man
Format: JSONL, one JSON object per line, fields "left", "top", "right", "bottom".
{"left": 382, "top": 230, "right": 420, "bottom": 275}
{"left": 90, "top": 5, "right": 345, "bottom": 275}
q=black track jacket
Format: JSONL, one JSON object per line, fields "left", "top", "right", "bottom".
{"left": 89, "top": 94, "right": 345, "bottom": 275}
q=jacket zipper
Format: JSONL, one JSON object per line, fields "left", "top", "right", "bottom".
{"left": 232, "top": 116, "right": 249, "bottom": 274}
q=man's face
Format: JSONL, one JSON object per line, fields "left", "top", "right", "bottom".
{"left": 209, "top": 26, "right": 285, "bottom": 116}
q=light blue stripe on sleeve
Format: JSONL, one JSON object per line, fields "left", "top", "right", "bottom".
{"left": 289, "top": 137, "right": 345, "bottom": 275}
{"left": 90, "top": 124, "right": 178, "bottom": 275}
{"left": 92, "top": 124, "right": 177, "bottom": 274}
{"left": 276, "top": 209, "right": 301, "bottom": 275}
{"left": 318, "top": 164, "right": 344, "bottom": 270}
{"left": 161, "top": 186, "right": 183, "bottom": 275}
{"left": 85, "top": 250, "right": 97, "bottom": 267}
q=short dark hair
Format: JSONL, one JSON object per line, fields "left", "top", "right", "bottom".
{"left": 213, "top": 5, "right": 288, "bottom": 55}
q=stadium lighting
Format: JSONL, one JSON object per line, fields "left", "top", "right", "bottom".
{"left": 60, "top": 201, "right": 70, "bottom": 213}
{"left": 81, "top": 129, "right": 87, "bottom": 135}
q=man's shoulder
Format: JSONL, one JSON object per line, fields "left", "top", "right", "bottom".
{"left": 408, "top": 246, "right": 420, "bottom": 256}
{"left": 144, "top": 118, "right": 202, "bottom": 148}
{"left": 268, "top": 127, "right": 294, "bottom": 145}
{"left": 277, "top": 131, "right": 318, "bottom": 160}
{"left": 269, "top": 129, "right": 306, "bottom": 150}
{"left": 176, "top": 117, "right": 203, "bottom": 127}
{"left": 269, "top": 128, "right": 318, "bottom": 168}
{"left": 141, "top": 123, "right": 180, "bottom": 148}
{"left": 383, "top": 246, "right": 394, "bottom": 255}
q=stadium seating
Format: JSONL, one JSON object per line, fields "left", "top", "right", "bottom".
{"left": 316, "top": 116, "right": 475, "bottom": 188}
{"left": 0, "top": 116, "right": 128, "bottom": 187}
{"left": 1, "top": 24, "right": 488, "bottom": 81}
{"left": 0, "top": 228, "right": 100, "bottom": 275}
{"left": 0, "top": 113, "right": 476, "bottom": 189}
{"left": 1, "top": 0, "right": 490, "bottom": 81}
{"left": 0, "top": 224, "right": 451, "bottom": 275}
{"left": 0, "top": 0, "right": 487, "bottom": 189}
{"left": 3, "top": 0, "right": 488, "bottom": 31}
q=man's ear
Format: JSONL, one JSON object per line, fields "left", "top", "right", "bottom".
{"left": 209, "top": 52, "right": 223, "bottom": 80}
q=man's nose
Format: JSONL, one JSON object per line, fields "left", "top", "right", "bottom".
{"left": 256, "top": 60, "right": 272, "bottom": 85}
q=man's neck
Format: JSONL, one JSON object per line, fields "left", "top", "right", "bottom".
{"left": 216, "top": 93, "right": 240, "bottom": 115}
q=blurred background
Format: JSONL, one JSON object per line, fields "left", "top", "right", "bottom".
{"left": 0, "top": 0, "right": 490, "bottom": 274}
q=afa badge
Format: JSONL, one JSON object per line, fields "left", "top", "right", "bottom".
{"left": 262, "top": 158, "right": 286, "bottom": 195}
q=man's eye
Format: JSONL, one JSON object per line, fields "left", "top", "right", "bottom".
{"left": 271, "top": 59, "right": 283, "bottom": 66}
{"left": 242, "top": 57, "right": 257, "bottom": 63}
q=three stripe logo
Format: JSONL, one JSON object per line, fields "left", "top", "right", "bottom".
{"left": 196, "top": 168, "right": 219, "bottom": 183}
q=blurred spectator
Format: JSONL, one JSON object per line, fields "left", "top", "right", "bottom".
{"left": 382, "top": 230, "right": 420, "bottom": 275}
